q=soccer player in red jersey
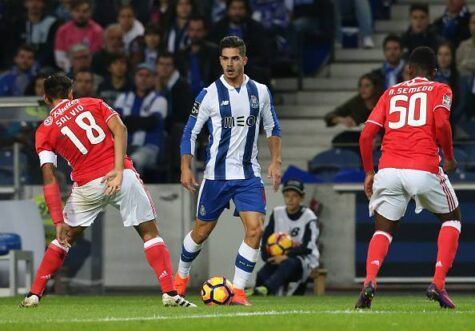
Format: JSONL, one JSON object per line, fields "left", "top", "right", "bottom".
{"left": 356, "top": 47, "right": 461, "bottom": 309}
{"left": 20, "top": 74, "right": 195, "bottom": 308}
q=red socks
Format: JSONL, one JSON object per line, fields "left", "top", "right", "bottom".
{"left": 364, "top": 230, "right": 392, "bottom": 286}
{"left": 144, "top": 237, "right": 176, "bottom": 293}
{"left": 433, "top": 221, "right": 461, "bottom": 289}
{"left": 31, "top": 240, "right": 68, "bottom": 296}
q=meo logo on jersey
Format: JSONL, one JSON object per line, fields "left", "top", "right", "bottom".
{"left": 223, "top": 115, "right": 257, "bottom": 128}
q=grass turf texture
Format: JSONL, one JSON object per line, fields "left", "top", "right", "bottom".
{"left": 1, "top": 295, "right": 474, "bottom": 331}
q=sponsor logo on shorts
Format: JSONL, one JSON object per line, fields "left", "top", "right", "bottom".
{"left": 199, "top": 205, "right": 206, "bottom": 216}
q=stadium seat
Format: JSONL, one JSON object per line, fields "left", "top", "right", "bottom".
{"left": 308, "top": 148, "right": 360, "bottom": 182}
{"left": 310, "top": 268, "right": 327, "bottom": 296}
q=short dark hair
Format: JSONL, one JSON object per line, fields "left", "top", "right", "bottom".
{"left": 226, "top": 0, "right": 251, "bottom": 12}
{"left": 71, "top": 0, "right": 91, "bottom": 10}
{"left": 188, "top": 14, "right": 209, "bottom": 30}
{"left": 16, "top": 44, "right": 35, "bottom": 55}
{"left": 410, "top": 4, "right": 429, "bottom": 14}
{"left": 44, "top": 74, "right": 73, "bottom": 101}
{"left": 144, "top": 24, "right": 161, "bottom": 36}
{"left": 383, "top": 34, "right": 402, "bottom": 49}
{"left": 157, "top": 50, "right": 175, "bottom": 64}
{"left": 219, "top": 36, "right": 246, "bottom": 57}
{"left": 118, "top": 4, "right": 135, "bottom": 16}
{"left": 408, "top": 46, "right": 437, "bottom": 73}
{"left": 73, "top": 69, "right": 93, "bottom": 80}
{"left": 108, "top": 53, "right": 128, "bottom": 66}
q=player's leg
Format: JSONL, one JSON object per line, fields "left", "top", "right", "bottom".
{"left": 175, "top": 179, "right": 230, "bottom": 295}
{"left": 115, "top": 169, "right": 195, "bottom": 306}
{"left": 21, "top": 180, "right": 105, "bottom": 308}
{"left": 134, "top": 220, "right": 196, "bottom": 307}
{"left": 411, "top": 169, "right": 460, "bottom": 308}
{"left": 21, "top": 226, "right": 85, "bottom": 307}
{"left": 356, "top": 168, "right": 408, "bottom": 309}
{"left": 231, "top": 178, "right": 267, "bottom": 305}
{"left": 175, "top": 219, "right": 217, "bottom": 291}
{"left": 257, "top": 257, "right": 303, "bottom": 295}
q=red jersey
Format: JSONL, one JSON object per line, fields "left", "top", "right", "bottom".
{"left": 366, "top": 77, "right": 452, "bottom": 174}
{"left": 35, "top": 98, "right": 133, "bottom": 186}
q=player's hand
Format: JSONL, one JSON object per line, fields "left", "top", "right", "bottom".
{"left": 181, "top": 167, "right": 199, "bottom": 193}
{"left": 444, "top": 159, "right": 457, "bottom": 173}
{"left": 364, "top": 171, "right": 375, "bottom": 200}
{"left": 102, "top": 169, "right": 123, "bottom": 196}
{"left": 55, "top": 223, "right": 72, "bottom": 248}
{"left": 268, "top": 255, "right": 288, "bottom": 265}
{"left": 267, "top": 161, "right": 281, "bottom": 192}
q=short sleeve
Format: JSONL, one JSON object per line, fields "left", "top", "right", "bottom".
{"left": 99, "top": 100, "right": 119, "bottom": 122}
{"left": 433, "top": 85, "right": 453, "bottom": 112}
{"left": 35, "top": 127, "right": 57, "bottom": 167}
{"left": 366, "top": 92, "right": 387, "bottom": 128}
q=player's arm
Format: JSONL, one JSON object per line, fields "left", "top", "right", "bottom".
{"left": 36, "top": 129, "right": 71, "bottom": 247}
{"left": 180, "top": 89, "right": 210, "bottom": 192}
{"left": 434, "top": 87, "right": 456, "bottom": 172}
{"left": 262, "top": 87, "right": 282, "bottom": 192}
{"left": 103, "top": 114, "right": 128, "bottom": 195}
{"left": 359, "top": 93, "right": 386, "bottom": 199}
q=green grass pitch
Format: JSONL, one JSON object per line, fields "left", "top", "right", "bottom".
{"left": 1, "top": 294, "right": 474, "bottom": 331}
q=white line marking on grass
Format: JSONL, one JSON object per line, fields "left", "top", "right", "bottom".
{"left": 2, "top": 309, "right": 475, "bottom": 324}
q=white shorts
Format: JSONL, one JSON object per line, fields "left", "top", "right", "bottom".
{"left": 369, "top": 168, "right": 458, "bottom": 221}
{"left": 63, "top": 169, "right": 157, "bottom": 227}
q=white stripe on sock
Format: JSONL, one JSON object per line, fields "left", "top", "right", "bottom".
{"left": 51, "top": 239, "right": 69, "bottom": 252}
{"left": 178, "top": 232, "right": 203, "bottom": 278}
{"left": 144, "top": 237, "right": 164, "bottom": 249}
{"left": 441, "top": 220, "right": 461, "bottom": 233}
{"left": 373, "top": 230, "right": 393, "bottom": 243}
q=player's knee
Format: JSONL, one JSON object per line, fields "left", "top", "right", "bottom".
{"left": 192, "top": 227, "right": 211, "bottom": 244}
{"left": 245, "top": 225, "right": 263, "bottom": 240}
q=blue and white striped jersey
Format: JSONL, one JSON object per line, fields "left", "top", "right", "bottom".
{"left": 181, "top": 75, "right": 281, "bottom": 180}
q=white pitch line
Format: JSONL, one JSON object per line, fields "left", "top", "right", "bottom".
{"left": 2, "top": 309, "right": 475, "bottom": 324}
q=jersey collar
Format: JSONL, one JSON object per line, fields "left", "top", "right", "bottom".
{"left": 49, "top": 99, "right": 69, "bottom": 113}
{"left": 219, "top": 74, "right": 249, "bottom": 90}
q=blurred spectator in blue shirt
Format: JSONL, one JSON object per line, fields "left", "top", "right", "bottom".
{"left": 164, "top": 0, "right": 196, "bottom": 53}
{"left": 433, "top": 0, "right": 471, "bottom": 49}
{"left": 98, "top": 53, "right": 133, "bottom": 106}
{"left": 175, "top": 15, "right": 221, "bottom": 97}
{"left": 130, "top": 24, "right": 164, "bottom": 71}
{"left": 372, "top": 35, "right": 405, "bottom": 89}
{"left": 0, "top": 45, "right": 38, "bottom": 96}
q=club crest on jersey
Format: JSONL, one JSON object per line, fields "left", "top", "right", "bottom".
{"left": 191, "top": 101, "right": 200, "bottom": 116}
{"left": 199, "top": 205, "right": 206, "bottom": 216}
{"left": 250, "top": 95, "right": 259, "bottom": 109}
{"left": 43, "top": 116, "right": 53, "bottom": 126}
{"left": 443, "top": 94, "right": 451, "bottom": 107}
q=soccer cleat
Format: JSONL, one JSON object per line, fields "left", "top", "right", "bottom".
{"left": 253, "top": 286, "right": 269, "bottom": 296}
{"left": 231, "top": 288, "right": 252, "bottom": 306}
{"left": 162, "top": 293, "right": 197, "bottom": 307}
{"left": 174, "top": 273, "right": 190, "bottom": 297}
{"left": 426, "top": 283, "right": 456, "bottom": 309}
{"left": 19, "top": 293, "right": 40, "bottom": 308}
{"left": 355, "top": 281, "right": 376, "bottom": 309}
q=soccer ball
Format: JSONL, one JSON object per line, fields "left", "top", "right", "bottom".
{"left": 201, "top": 276, "right": 234, "bottom": 305}
{"left": 266, "top": 232, "right": 293, "bottom": 256}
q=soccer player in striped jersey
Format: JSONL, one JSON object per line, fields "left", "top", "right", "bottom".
{"left": 175, "top": 36, "right": 282, "bottom": 305}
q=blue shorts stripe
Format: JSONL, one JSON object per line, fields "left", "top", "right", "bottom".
{"left": 214, "top": 79, "right": 232, "bottom": 178}
{"left": 181, "top": 245, "right": 201, "bottom": 262}
{"left": 243, "top": 80, "right": 260, "bottom": 178}
{"left": 235, "top": 253, "right": 257, "bottom": 273}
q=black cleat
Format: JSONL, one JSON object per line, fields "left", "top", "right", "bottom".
{"left": 355, "top": 281, "right": 376, "bottom": 309}
{"left": 426, "top": 283, "right": 456, "bottom": 309}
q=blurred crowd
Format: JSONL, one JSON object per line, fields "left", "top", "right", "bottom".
{"left": 326, "top": 1, "right": 475, "bottom": 149}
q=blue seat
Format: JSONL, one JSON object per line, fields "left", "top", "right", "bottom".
{"left": 282, "top": 165, "right": 324, "bottom": 184}
{"left": 333, "top": 169, "right": 365, "bottom": 183}
{"left": 308, "top": 148, "right": 360, "bottom": 181}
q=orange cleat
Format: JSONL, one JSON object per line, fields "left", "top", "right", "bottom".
{"left": 174, "top": 273, "right": 190, "bottom": 297}
{"left": 231, "top": 288, "right": 252, "bottom": 306}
